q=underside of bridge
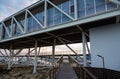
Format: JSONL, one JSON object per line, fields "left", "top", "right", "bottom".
{"left": 0, "top": 16, "right": 116, "bottom": 49}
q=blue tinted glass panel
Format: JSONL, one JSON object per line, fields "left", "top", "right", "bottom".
{"left": 62, "top": 1, "right": 70, "bottom": 14}
{"left": 12, "top": 23, "right": 15, "bottom": 36}
{"left": 35, "top": 12, "right": 44, "bottom": 26}
{"left": 15, "top": 25, "right": 21, "bottom": 36}
{"left": 77, "top": 0, "right": 85, "bottom": 18}
{"left": 70, "top": 0, "right": 75, "bottom": 18}
{"left": 19, "top": 19, "right": 25, "bottom": 29}
{"left": 48, "top": 8, "right": 54, "bottom": 26}
{"left": 86, "top": 0, "right": 95, "bottom": 16}
{"left": 54, "top": 5, "right": 62, "bottom": 25}
{"left": 107, "top": 2, "right": 117, "bottom": 10}
{"left": 3, "top": 27, "right": 9, "bottom": 39}
{"left": 96, "top": 0, "right": 106, "bottom": 13}
{"left": 62, "top": 1, "right": 71, "bottom": 23}
{"left": 28, "top": 15, "right": 40, "bottom": 32}
{"left": 12, "top": 23, "right": 21, "bottom": 36}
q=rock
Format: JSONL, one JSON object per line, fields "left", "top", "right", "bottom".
{"left": 4, "top": 75, "right": 10, "bottom": 79}
{"left": 12, "top": 72, "right": 21, "bottom": 77}
{"left": 17, "top": 77, "right": 23, "bottom": 79}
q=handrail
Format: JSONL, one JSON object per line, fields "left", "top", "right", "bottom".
{"left": 40, "top": 55, "right": 63, "bottom": 79}
{"left": 68, "top": 55, "right": 98, "bottom": 79}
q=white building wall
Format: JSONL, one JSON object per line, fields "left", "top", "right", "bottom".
{"left": 90, "top": 23, "right": 120, "bottom": 71}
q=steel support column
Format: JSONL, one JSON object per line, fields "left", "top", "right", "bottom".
{"left": 52, "top": 38, "right": 56, "bottom": 79}
{"left": 24, "top": 10, "right": 28, "bottom": 33}
{"left": 33, "top": 41, "right": 38, "bottom": 74}
{"left": 8, "top": 45, "right": 12, "bottom": 70}
{"left": 74, "top": 0, "right": 78, "bottom": 19}
{"left": 82, "top": 32, "right": 87, "bottom": 66}
{"left": 0, "top": 25, "right": 2, "bottom": 40}
{"left": 44, "top": 0, "right": 47, "bottom": 27}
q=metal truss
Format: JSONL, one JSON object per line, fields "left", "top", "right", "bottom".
{"left": 0, "top": 0, "right": 78, "bottom": 40}
{"left": 0, "top": 0, "right": 119, "bottom": 42}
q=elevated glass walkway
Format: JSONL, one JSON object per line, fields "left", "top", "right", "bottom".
{"left": 0, "top": 0, "right": 119, "bottom": 49}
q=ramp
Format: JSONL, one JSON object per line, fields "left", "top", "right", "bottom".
{"left": 56, "top": 59, "right": 78, "bottom": 79}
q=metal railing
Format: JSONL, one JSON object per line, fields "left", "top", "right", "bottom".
{"left": 68, "top": 55, "right": 98, "bottom": 79}
{"left": 40, "top": 55, "right": 63, "bottom": 79}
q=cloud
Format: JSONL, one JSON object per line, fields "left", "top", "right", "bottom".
{"left": 0, "top": 0, "right": 38, "bottom": 21}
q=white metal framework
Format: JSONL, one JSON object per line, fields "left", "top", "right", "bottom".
{"left": 0, "top": 0, "right": 119, "bottom": 42}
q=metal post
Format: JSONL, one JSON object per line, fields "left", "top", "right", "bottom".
{"left": 0, "top": 24, "right": 2, "bottom": 40}
{"left": 74, "top": 0, "right": 78, "bottom": 19}
{"left": 27, "top": 48, "right": 30, "bottom": 65}
{"left": 24, "top": 10, "right": 28, "bottom": 33}
{"left": 10, "top": 18, "right": 13, "bottom": 37}
{"left": 44, "top": 0, "right": 47, "bottom": 27}
{"left": 33, "top": 40, "right": 38, "bottom": 74}
{"left": 82, "top": 32, "right": 87, "bottom": 66}
{"left": 8, "top": 45, "right": 12, "bottom": 70}
{"left": 97, "top": 55, "right": 105, "bottom": 68}
{"left": 97, "top": 55, "right": 105, "bottom": 79}
{"left": 52, "top": 38, "right": 56, "bottom": 79}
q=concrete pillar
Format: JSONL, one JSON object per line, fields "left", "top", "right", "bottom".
{"left": 82, "top": 32, "right": 87, "bottom": 66}
{"left": 33, "top": 40, "right": 37, "bottom": 74}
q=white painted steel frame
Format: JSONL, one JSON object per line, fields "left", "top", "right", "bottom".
{"left": 82, "top": 32, "right": 87, "bottom": 66}
{"left": 13, "top": 16, "right": 24, "bottom": 33}
{"left": 8, "top": 44, "right": 12, "bottom": 70}
{"left": 2, "top": 22, "right": 11, "bottom": 37}
{"left": 33, "top": 40, "right": 38, "bottom": 74}
{"left": 0, "top": 8, "right": 119, "bottom": 43}
{"left": 0, "top": 0, "right": 77, "bottom": 40}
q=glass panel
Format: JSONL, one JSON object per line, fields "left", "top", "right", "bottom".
{"left": 62, "top": 1, "right": 71, "bottom": 23}
{"left": 19, "top": 19, "right": 25, "bottom": 30}
{"left": 96, "top": 0, "right": 106, "bottom": 13}
{"left": 54, "top": 5, "right": 62, "bottom": 25}
{"left": 48, "top": 8, "right": 54, "bottom": 26}
{"left": 86, "top": 0, "right": 95, "bottom": 16}
{"left": 107, "top": 2, "right": 117, "bottom": 10}
{"left": 35, "top": 12, "right": 44, "bottom": 27}
{"left": 28, "top": 15, "right": 40, "bottom": 32}
{"left": 12, "top": 23, "right": 21, "bottom": 36}
{"left": 62, "top": 1, "right": 70, "bottom": 14}
{"left": 2, "top": 27, "right": 9, "bottom": 39}
{"left": 77, "top": 0, "right": 85, "bottom": 18}
{"left": 70, "top": 0, "right": 75, "bottom": 17}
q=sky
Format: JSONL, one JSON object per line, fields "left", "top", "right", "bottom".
{"left": 0, "top": 0, "right": 39, "bottom": 21}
